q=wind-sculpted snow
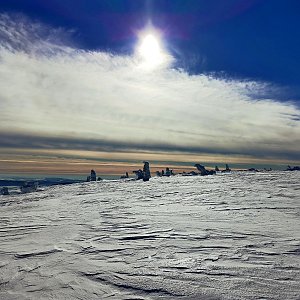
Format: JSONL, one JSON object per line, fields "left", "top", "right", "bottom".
{"left": 0, "top": 172, "right": 299, "bottom": 299}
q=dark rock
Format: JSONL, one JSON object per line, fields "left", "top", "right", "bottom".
{"left": 120, "top": 172, "right": 129, "bottom": 179}
{"left": 133, "top": 162, "right": 151, "bottom": 181}
{"left": 20, "top": 182, "right": 38, "bottom": 193}
{"left": 0, "top": 187, "right": 9, "bottom": 195}
{"left": 133, "top": 169, "right": 143, "bottom": 180}
{"left": 165, "top": 167, "right": 171, "bottom": 177}
{"left": 221, "top": 164, "right": 231, "bottom": 173}
{"left": 161, "top": 167, "right": 174, "bottom": 176}
{"left": 181, "top": 171, "right": 198, "bottom": 176}
{"left": 90, "top": 170, "right": 97, "bottom": 181}
{"left": 194, "top": 164, "right": 216, "bottom": 176}
{"left": 143, "top": 161, "right": 151, "bottom": 181}
{"left": 286, "top": 165, "right": 300, "bottom": 171}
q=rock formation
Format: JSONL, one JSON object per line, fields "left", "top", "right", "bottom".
{"left": 86, "top": 170, "right": 97, "bottom": 182}
{"left": 0, "top": 187, "right": 9, "bottom": 195}
{"left": 20, "top": 182, "right": 38, "bottom": 193}
{"left": 163, "top": 167, "right": 174, "bottom": 176}
{"left": 157, "top": 167, "right": 175, "bottom": 177}
{"left": 133, "top": 169, "right": 143, "bottom": 180}
{"left": 143, "top": 161, "right": 151, "bottom": 181}
{"left": 181, "top": 171, "right": 198, "bottom": 176}
{"left": 194, "top": 164, "right": 216, "bottom": 176}
{"left": 221, "top": 164, "right": 231, "bottom": 173}
{"left": 133, "top": 162, "right": 151, "bottom": 181}
{"left": 90, "top": 170, "right": 97, "bottom": 181}
{"left": 120, "top": 172, "right": 129, "bottom": 179}
{"left": 286, "top": 165, "right": 300, "bottom": 171}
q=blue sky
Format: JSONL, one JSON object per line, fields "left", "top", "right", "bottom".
{"left": 0, "top": 0, "right": 299, "bottom": 175}
{"left": 2, "top": 0, "right": 300, "bottom": 94}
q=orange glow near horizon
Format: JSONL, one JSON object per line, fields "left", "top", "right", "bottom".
{"left": 0, "top": 147, "right": 298, "bottom": 176}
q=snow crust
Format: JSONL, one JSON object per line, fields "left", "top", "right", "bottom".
{"left": 0, "top": 172, "right": 299, "bottom": 299}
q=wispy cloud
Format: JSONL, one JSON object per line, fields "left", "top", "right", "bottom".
{"left": 0, "top": 14, "right": 299, "bottom": 165}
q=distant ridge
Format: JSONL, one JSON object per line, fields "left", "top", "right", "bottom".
{"left": 0, "top": 178, "right": 83, "bottom": 187}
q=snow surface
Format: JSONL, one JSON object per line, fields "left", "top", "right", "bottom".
{"left": 0, "top": 172, "right": 299, "bottom": 300}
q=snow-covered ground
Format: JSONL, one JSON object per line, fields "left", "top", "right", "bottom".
{"left": 0, "top": 172, "right": 299, "bottom": 300}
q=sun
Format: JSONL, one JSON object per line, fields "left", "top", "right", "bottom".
{"left": 139, "top": 34, "right": 161, "bottom": 61}
{"left": 136, "top": 31, "right": 166, "bottom": 68}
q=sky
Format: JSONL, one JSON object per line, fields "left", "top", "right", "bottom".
{"left": 0, "top": 0, "right": 300, "bottom": 177}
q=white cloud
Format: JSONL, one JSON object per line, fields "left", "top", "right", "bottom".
{"left": 0, "top": 14, "right": 299, "bottom": 159}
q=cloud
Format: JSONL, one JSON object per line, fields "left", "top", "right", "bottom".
{"left": 0, "top": 14, "right": 299, "bottom": 162}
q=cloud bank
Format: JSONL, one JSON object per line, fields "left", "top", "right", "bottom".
{"left": 0, "top": 14, "right": 300, "bottom": 164}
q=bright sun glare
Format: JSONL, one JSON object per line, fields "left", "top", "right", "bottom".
{"left": 137, "top": 32, "right": 165, "bottom": 68}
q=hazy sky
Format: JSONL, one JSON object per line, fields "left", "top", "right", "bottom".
{"left": 0, "top": 0, "right": 300, "bottom": 176}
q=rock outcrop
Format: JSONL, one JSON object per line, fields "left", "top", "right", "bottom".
{"left": 90, "top": 170, "right": 97, "bottom": 181}
{"left": 286, "top": 165, "right": 300, "bottom": 171}
{"left": 0, "top": 187, "right": 9, "bottom": 195}
{"left": 143, "top": 161, "right": 151, "bottom": 181}
{"left": 20, "top": 182, "right": 38, "bottom": 193}
{"left": 133, "top": 161, "right": 151, "bottom": 181}
{"left": 156, "top": 167, "right": 174, "bottom": 177}
{"left": 194, "top": 164, "right": 216, "bottom": 176}
{"left": 87, "top": 170, "right": 97, "bottom": 182}
{"left": 133, "top": 169, "right": 144, "bottom": 180}
{"left": 120, "top": 172, "right": 129, "bottom": 179}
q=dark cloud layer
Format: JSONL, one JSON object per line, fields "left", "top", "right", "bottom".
{"left": 1, "top": 132, "right": 299, "bottom": 161}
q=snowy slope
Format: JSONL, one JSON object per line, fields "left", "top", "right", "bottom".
{"left": 0, "top": 172, "right": 299, "bottom": 300}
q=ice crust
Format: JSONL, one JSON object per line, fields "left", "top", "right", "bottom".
{"left": 0, "top": 172, "right": 299, "bottom": 299}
